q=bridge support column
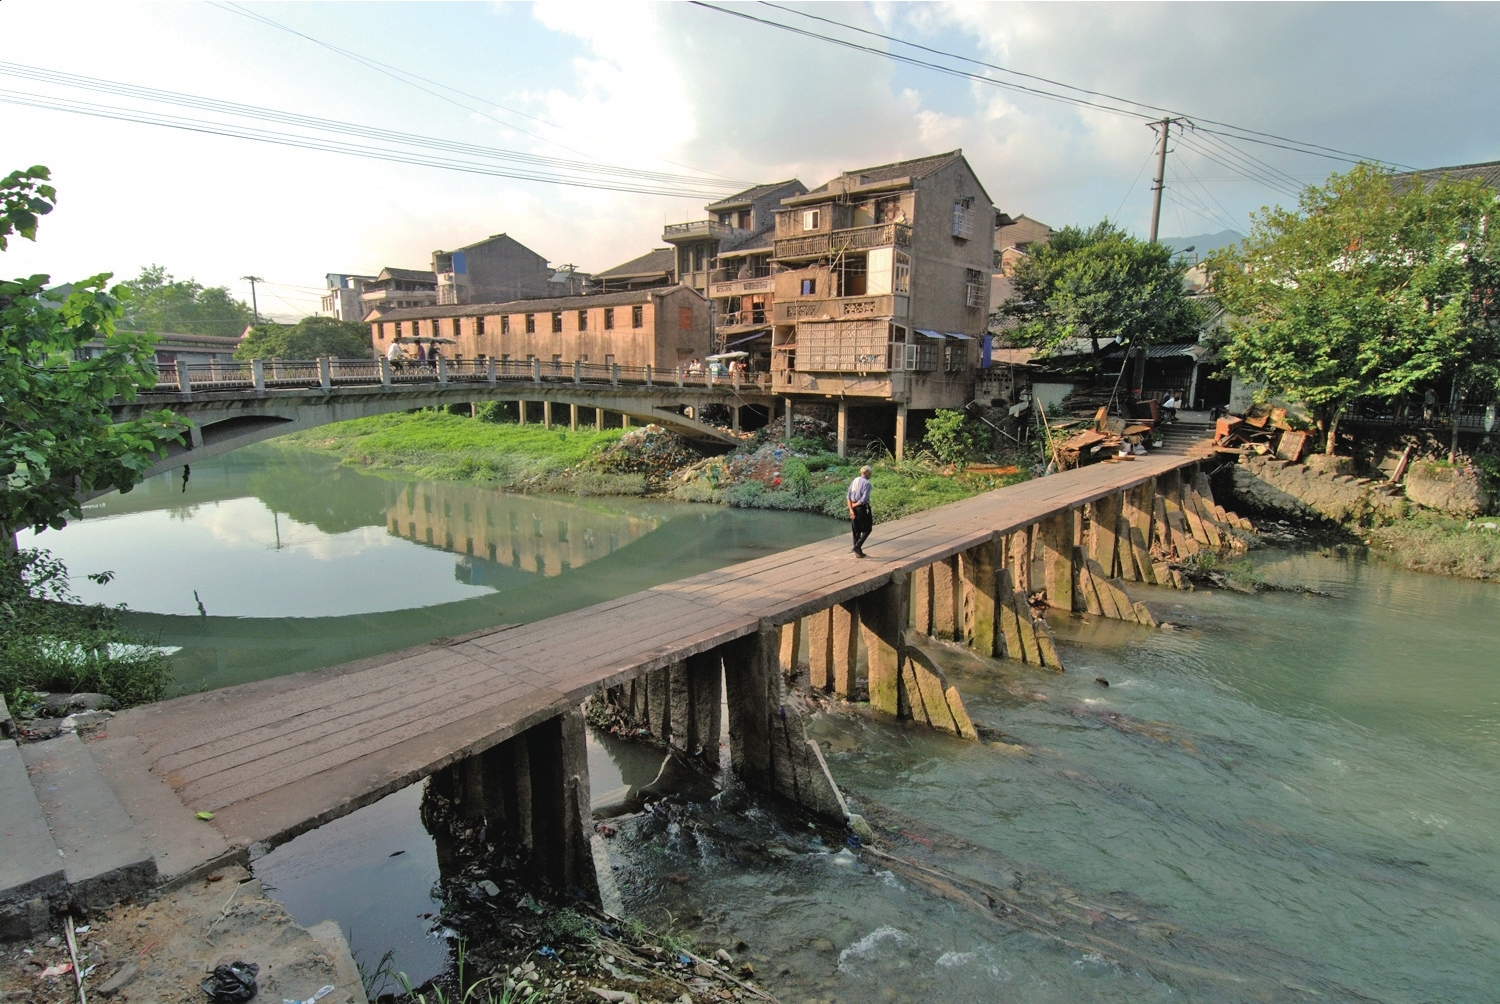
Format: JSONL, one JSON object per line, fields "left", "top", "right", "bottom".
{"left": 518, "top": 401, "right": 527, "bottom": 426}
{"left": 784, "top": 398, "right": 793, "bottom": 439}
{"left": 723, "top": 623, "right": 846, "bottom": 822}
{"left": 836, "top": 400, "right": 848, "bottom": 458}
{"left": 932, "top": 557, "right": 958, "bottom": 640}
{"left": 830, "top": 601, "right": 859, "bottom": 699}
{"left": 895, "top": 404, "right": 908, "bottom": 461}
{"left": 961, "top": 539, "right": 1000, "bottom": 657}
{"left": 543, "top": 401, "right": 553, "bottom": 429}
{"left": 859, "top": 574, "right": 907, "bottom": 717}
{"left": 669, "top": 652, "right": 723, "bottom": 766}
{"left": 594, "top": 407, "right": 603, "bottom": 429}
{"left": 805, "top": 608, "right": 833, "bottom": 691}
{"left": 569, "top": 403, "right": 578, "bottom": 431}
{"left": 1039, "top": 510, "right": 1075, "bottom": 611}
{"left": 732, "top": 406, "right": 740, "bottom": 435}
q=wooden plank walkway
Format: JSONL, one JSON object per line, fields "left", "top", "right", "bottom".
{"left": 108, "top": 446, "right": 1212, "bottom": 852}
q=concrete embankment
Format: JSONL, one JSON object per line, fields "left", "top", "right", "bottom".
{"left": 1230, "top": 453, "right": 1409, "bottom": 526}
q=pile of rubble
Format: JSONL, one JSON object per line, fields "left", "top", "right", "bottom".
{"left": 1212, "top": 403, "right": 1310, "bottom": 460}
{"left": 593, "top": 426, "right": 704, "bottom": 486}
{"left": 1048, "top": 406, "right": 1160, "bottom": 470}
{"left": 675, "top": 442, "right": 813, "bottom": 493}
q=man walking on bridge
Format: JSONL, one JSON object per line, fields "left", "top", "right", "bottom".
{"left": 847, "top": 465, "right": 873, "bottom": 558}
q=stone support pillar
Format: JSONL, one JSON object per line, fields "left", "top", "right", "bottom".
{"left": 778, "top": 619, "right": 802, "bottom": 677}
{"left": 522, "top": 708, "right": 599, "bottom": 899}
{"left": 784, "top": 397, "right": 794, "bottom": 440}
{"left": 518, "top": 400, "right": 527, "bottom": 426}
{"left": 837, "top": 400, "right": 849, "bottom": 459}
{"left": 912, "top": 564, "right": 933, "bottom": 635}
{"left": 961, "top": 539, "right": 999, "bottom": 657}
{"left": 723, "top": 624, "right": 779, "bottom": 791}
{"left": 1038, "top": 509, "right": 1075, "bottom": 611}
{"left": 894, "top": 403, "right": 908, "bottom": 461}
{"left": 932, "top": 556, "right": 959, "bottom": 640}
{"left": 831, "top": 602, "right": 859, "bottom": 699}
{"left": 858, "top": 575, "right": 907, "bottom": 717}
{"left": 569, "top": 403, "right": 578, "bottom": 431}
{"left": 805, "top": 608, "right": 833, "bottom": 691}
{"left": 543, "top": 401, "right": 553, "bottom": 430}
{"left": 668, "top": 652, "right": 723, "bottom": 765}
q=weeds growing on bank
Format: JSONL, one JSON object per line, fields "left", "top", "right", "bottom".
{"left": 283, "top": 411, "right": 628, "bottom": 489}
{"left": 1364, "top": 513, "right": 1500, "bottom": 579}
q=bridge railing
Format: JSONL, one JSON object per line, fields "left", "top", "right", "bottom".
{"left": 141, "top": 357, "right": 774, "bottom": 396}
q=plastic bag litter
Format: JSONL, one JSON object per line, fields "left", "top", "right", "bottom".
{"left": 201, "top": 961, "right": 259, "bottom": 1002}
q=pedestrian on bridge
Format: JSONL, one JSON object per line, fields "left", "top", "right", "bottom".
{"left": 386, "top": 340, "right": 406, "bottom": 371}
{"left": 847, "top": 465, "right": 873, "bottom": 558}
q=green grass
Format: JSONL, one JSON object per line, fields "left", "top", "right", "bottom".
{"left": 1364, "top": 514, "right": 1500, "bottom": 579}
{"left": 282, "top": 412, "right": 626, "bottom": 488}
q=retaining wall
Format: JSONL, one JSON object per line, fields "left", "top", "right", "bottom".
{"left": 1231, "top": 454, "right": 1408, "bottom": 526}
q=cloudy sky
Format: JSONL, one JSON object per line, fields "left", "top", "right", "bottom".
{"left": 3, "top": 1, "right": 1497, "bottom": 320}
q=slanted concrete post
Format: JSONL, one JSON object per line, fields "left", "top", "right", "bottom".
{"left": 524, "top": 708, "right": 599, "bottom": 900}
{"left": 961, "top": 539, "right": 999, "bottom": 657}
{"left": 805, "top": 608, "right": 833, "bottom": 690}
{"left": 831, "top": 601, "right": 859, "bottom": 698}
{"left": 837, "top": 400, "right": 849, "bottom": 458}
{"left": 669, "top": 652, "right": 723, "bottom": 766}
{"left": 569, "top": 403, "right": 578, "bottom": 431}
{"left": 318, "top": 356, "right": 331, "bottom": 392}
{"left": 378, "top": 356, "right": 391, "bottom": 387}
{"left": 252, "top": 359, "right": 266, "bottom": 392}
{"left": 1038, "top": 509, "right": 1075, "bottom": 611}
{"left": 176, "top": 358, "right": 192, "bottom": 393}
{"left": 932, "top": 556, "right": 959, "bottom": 640}
{"left": 1092, "top": 492, "right": 1124, "bottom": 578}
{"left": 487, "top": 356, "right": 497, "bottom": 387}
{"left": 859, "top": 575, "right": 907, "bottom": 717}
{"left": 895, "top": 403, "right": 908, "bottom": 460}
{"left": 784, "top": 397, "right": 793, "bottom": 439}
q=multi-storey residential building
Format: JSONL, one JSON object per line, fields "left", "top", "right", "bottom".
{"left": 360, "top": 267, "right": 438, "bottom": 317}
{"left": 322, "top": 273, "right": 376, "bottom": 321}
{"left": 368, "top": 287, "right": 711, "bottom": 372}
{"left": 432, "top": 233, "right": 556, "bottom": 305}
{"left": 768, "top": 151, "right": 995, "bottom": 456}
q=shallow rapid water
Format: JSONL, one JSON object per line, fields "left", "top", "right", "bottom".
{"left": 609, "top": 551, "right": 1500, "bottom": 1003}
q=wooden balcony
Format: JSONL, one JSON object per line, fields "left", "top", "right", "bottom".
{"left": 708, "top": 275, "right": 776, "bottom": 298}
{"left": 774, "top": 294, "right": 899, "bottom": 323}
{"left": 773, "top": 222, "right": 911, "bottom": 262}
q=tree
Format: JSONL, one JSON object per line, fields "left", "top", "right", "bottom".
{"left": 234, "top": 315, "right": 373, "bottom": 360}
{"left": 1, "top": 166, "right": 190, "bottom": 536}
{"left": 1208, "top": 164, "right": 1500, "bottom": 455}
{"left": 999, "top": 221, "right": 1204, "bottom": 379}
{"left": 118, "top": 264, "right": 254, "bottom": 337}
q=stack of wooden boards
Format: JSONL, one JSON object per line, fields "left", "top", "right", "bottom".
{"left": 1214, "top": 404, "right": 1310, "bottom": 461}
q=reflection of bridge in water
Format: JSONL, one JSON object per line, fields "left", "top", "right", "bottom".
{"left": 385, "top": 482, "right": 660, "bottom": 580}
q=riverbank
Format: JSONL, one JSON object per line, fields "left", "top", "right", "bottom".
{"left": 281, "top": 412, "right": 1030, "bottom": 524}
{"left": 1364, "top": 514, "right": 1500, "bottom": 579}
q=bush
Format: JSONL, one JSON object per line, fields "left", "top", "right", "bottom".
{"left": 782, "top": 458, "right": 812, "bottom": 496}
{"left": 471, "top": 401, "right": 509, "bottom": 424}
{"left": 923, "top": 409, "right": 983, "bottom": 468}
{"left": 0, "top": 547, "right": 172, "bottom": 707}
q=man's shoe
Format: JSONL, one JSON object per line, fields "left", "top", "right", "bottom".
{"left": 854, "top": 549, "right": 866, "bottom": 558}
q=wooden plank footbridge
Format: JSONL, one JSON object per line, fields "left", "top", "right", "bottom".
{"left": 2, "top": 437, "right": 1249, "bottom": 932}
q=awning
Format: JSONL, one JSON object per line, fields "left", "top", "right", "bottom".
{"left": 945, "top": 332, "right": 974, "bottom": 341}
{"left": 916, "top": 328, "right": 945, "bottom": 339}
{"left": 723, "top": 331, "right": 769, "bottom": 349}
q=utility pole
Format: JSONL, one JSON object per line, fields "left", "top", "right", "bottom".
{"left": 241, "top": 275, "right": 264, "bottom": 325}
{"left": 1147, "top": 117, "right": 1179, "bottom": 244}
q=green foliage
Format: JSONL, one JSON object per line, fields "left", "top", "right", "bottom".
{"left": 0, "top": 166, "right": 54, "bottom": 251}
{"left": 1365, "top": 513, "right": 1500, "bottom": 579}
{"left": 119, "top": 264, "right": 254, "bottom": 337}
{"left": 282, "top": 411, "right": 624, "bottom": 489}
{"left": 781, "top": 457, "right": 812, "bottom": 495}
{"left": 922, "top": 409, "right": 983, "bottom": 467}
{"left": 0, "top": 546, "right": 172, "bottom": 706}
{"left": 999, "top": 220, "right": 1203, "bottom": 356}
{"left": 235, "top": 315, "right": 372, "bottom": 360}
{"left": 1209, "top": 164, "right": 1500, "bottom": 454}
{"left": 1, "top": 168, "right": 190, "bottom": 534}
{"left": 471, "top": 401, "right": 506, "bottom": 423}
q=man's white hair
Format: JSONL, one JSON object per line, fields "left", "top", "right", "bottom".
{"left": 860, "top": 465, "right": 872, "bottom": 476}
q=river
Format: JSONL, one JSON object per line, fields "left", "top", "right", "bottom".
{"left": 32, "top": 446, "right": 1500, "bottom": 1002}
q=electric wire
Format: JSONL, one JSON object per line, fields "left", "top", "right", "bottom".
{"left": 0, "top": 88, "right": 738, "bottom": 199}
{"left": 750, "top": 0, "right": 1417, "bottom": 171}
{"left": 208, "top": 1, "right": 748, "bottom": 185}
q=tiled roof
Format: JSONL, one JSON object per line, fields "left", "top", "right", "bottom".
{"left": 706, "top": 180, "right": 805, "bottom": 211}
{"left": 368, "top": 287, "right": 690, "bottom": 322}
{"left": 596, "top": 248, "right": 675, "bottom": 278}
{"left": 377, "top": 267, "right": 437, "bottom": 283}
{"left": 1397, "top": 160, "right": 1500, "bottom": 191}
{"left": 807, "top": 150, "right": 964, "bottom": 194}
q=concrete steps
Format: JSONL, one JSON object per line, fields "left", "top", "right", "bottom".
{"left": 19, "top": 732, "right": 157, "bottom": 913}
{"left": 0, "top": 737, "right": 66, "bottom": 939}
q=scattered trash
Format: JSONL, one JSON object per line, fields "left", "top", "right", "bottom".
{"left": 535, "top": 945, "right": 558, "bottom": 959}
{"left": 1095, "top": 677, "right": 1110, "bottom": 687}
{"left": 586, "top": 989, "right": 637, "bottom": 1004}
{"left": 284, "top": 984, "right": 335, "bottom": 1004}
{"left": 477, "top": 879, "right": 500, "bottom": 897}
{"left": 196, "top": 811, "right": 215, "bottom": 821}
{"left": 200, "top": 960, "right": 259, "bottom": 1003}
{"left": 74, "top": 926, "right": 89, "bottom": 935}
{"left": 845, "top": 833, "right": 862, "bottom": 850}
{"left": 37, "top": 962, "right": 73, "bottom": 978}
{"left": 597, "top": 958, "right": 644, "bottom": 982}
{"left": 388, "top": 849, "right": 405, "bottom": 857}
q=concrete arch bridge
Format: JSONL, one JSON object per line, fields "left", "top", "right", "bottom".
{"left": 102, "top": 356, "right": 776, "bottom": 500}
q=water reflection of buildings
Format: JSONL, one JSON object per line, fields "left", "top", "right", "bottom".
{"left": 387, "top": 482, "right": 658, "bottom": 582}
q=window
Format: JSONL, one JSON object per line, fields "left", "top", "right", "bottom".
{"left": 718, "top": 212, "right": 733, "bottom": 225}
{"left": 604, "top": 307, "right": 615, "bottom": 330}
{"left": 965, "top": 268, "right": 985, "bottom": 308}
{"left": 693, "top": 246, "right": 706, "bottom": 272}
{"left": 894, "top": 252, "right": 911, "bottom": 293}
{"left": 577, "top": 309, "right": 588, "bottom": 330}
{"left": 952, "top": 197, "right": 975, "bottom": 240}
{"left": 476, "top": 315, "right": 486, "bottom": 335}
{"left": 737, "top": 209, "right": 752, "bottom": 229}
{"left": 631, "top": 305, "right": 643, "bottom": 328}
{"left": 605, "top": 354, "right": 616, "bottom": 366}
{"left": 551, "top": 311, "right": 562, "bottom": 333}
{"left": 678, "top": 305, "right": 693, "bottom": 331}
{"left": 525, "top": 313, "right": 535, "bottom": 333}
{"left": 800, "top": 278, "right": 816, "bottom": 296}
{"left": 501, "top": 315, "right": 510, "bottom": 335}
{"left": 802, "top": 209, "right": 820, "bottom": 231}
{"left": 395, "top": 321, "right": 403, "bottom": 337}
{"left": 451, "top": 318, "right": 461, "bottom": 337}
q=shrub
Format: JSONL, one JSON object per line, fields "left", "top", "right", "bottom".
{"left": 782, "top": 458, "right": 812, "bottom": 496}
{"left": 923, "top": 409, "right": 983, "bottom": 468}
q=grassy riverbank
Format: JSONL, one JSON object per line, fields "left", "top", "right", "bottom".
{"left": 281, "top": 412, "right": 1029, "bottom": 522}
{"left": 1364, "top": 514, "right": 1500, "bottom": 579}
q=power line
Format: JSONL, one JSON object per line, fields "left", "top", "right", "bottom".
{"left": 708, "top": 1, "right": 1416, "bottom": 171}
{"left": 207, "top": 2, "right": 746, "bottom": 185}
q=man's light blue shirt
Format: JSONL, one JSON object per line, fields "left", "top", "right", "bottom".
{"left": 848, "top": 475, "right": 871, "bottom": 506}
